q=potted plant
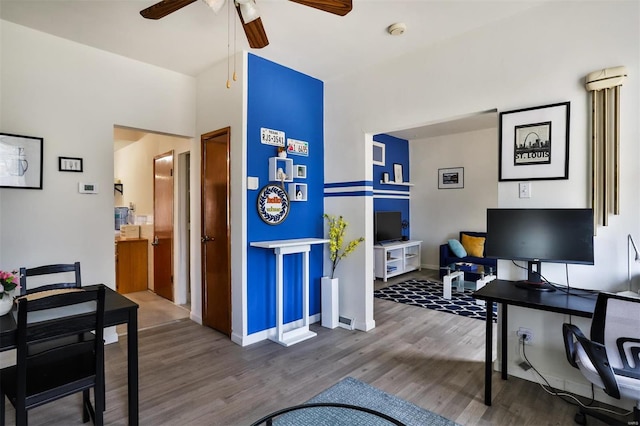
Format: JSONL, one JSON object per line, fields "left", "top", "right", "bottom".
{"left": 0, "top": 270, "right": 20, "bottom": 316}
{"left": 322, "top": 214, "right": 364, "bottom": 328}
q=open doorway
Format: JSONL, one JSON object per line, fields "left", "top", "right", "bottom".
{"left": 113, "top": 126, "right": 192, "bottom": 310}
{"left": 370, "top": 110, "right": 499, "bottom": 283}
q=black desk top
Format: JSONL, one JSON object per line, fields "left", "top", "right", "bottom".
{"left": 473, "top": 279, "right": 597, "bottom": 318}
{"left": 0, "top": 284, "right": 138, "bottom": 350}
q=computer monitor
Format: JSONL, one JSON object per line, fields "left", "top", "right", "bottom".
{"left": 485, "top": 208, "right": 594, "bottom": 291}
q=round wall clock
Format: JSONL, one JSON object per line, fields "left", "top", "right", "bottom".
{"left": 257, "top": 184, "right": 290, "bottom": 225}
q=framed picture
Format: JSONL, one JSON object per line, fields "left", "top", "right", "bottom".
{"left": 0, "top": 132, "right": 43, "bottom": 189}
{"left": 438, "top": 167, "right": 464, "bottom": 189}
{"left": 372, "top": 141, "right": 385, "bottom": 166}
{"left": 59, "top": 156, "right": 83, "bottom": 172}
{"left": 393, "top": 163, "right": 403, "bottom": 183}
{"left": 499, "top": 101, "right": 570, "bottom": 181}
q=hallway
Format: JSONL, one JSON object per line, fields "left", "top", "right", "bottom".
{"left": 116, "top": 290, "right": 190, "bottom": 335}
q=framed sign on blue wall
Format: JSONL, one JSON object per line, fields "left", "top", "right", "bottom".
{"left": 257, "top": 184, "right": 290, "bottom": 225}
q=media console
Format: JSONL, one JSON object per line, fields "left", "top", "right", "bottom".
{"left": 374, "top": 240, "right": 422, "bottom": 282}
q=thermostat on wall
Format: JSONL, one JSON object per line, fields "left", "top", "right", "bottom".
{"left": 78, "top": 182, "right": 98, "bottom": 194}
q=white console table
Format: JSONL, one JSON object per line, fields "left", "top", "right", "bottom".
{"left": 250, "top": 238, "right": 329, "bottom": 347}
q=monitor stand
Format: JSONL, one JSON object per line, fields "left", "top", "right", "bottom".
{"left": 515, "top": 260, "right": 556, "bottom": 292}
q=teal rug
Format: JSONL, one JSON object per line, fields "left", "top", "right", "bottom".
{"left": 272, "top": 377, "right": 459, "bottom": 425}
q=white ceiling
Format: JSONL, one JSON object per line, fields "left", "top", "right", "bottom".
{"left": 1, "top": 0, "right": 543, "bottom": 138}
{"left": 0, "top": 0, "right": 546, "bottom": 80}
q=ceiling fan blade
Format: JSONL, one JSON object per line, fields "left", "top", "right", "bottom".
{"left": 140, "top": 0, "right": 199, "bottom": 20}
{"left": 235, "top": 5, "right": 269, "bottom": 49}
{"left": 288, "top": 0, "right": 352, "bottom": 16}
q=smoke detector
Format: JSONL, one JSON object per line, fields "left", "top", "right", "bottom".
{"left": 387, "top": 23, "right": 406, "bottom": 36}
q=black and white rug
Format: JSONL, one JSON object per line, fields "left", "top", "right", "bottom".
{"left": 374, "top": 279, "right": 497, "bottom": 322}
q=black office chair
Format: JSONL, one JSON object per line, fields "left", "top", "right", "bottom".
{"left": 19, "top": 262, "right": 82, "bottom": 296}
{"left": 563, "top": 292, "right": 640, "bottom": 425}
{"left": 0, "top": 285, "right": 106, "bottom": 425}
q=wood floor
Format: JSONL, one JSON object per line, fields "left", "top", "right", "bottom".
{"left": 3, "top": 273, "right": 611, "bottom": 425}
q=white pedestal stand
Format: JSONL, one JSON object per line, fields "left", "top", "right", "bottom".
{"left": 321, "top": 277, "right": 339, "bottom": 329}
{"left": 250, "top": 238, "right": 329, "bottom": 347}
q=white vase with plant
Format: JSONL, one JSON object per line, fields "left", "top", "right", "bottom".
{"left": 321, "top": 214, "right": 364, "bottom": 328}
{"left": 0, "top": 270, "right": 20, "bottom": 316}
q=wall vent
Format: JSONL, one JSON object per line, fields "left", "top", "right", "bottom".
{"left": 338, "top": 316, "right": 354, "bottom": 330}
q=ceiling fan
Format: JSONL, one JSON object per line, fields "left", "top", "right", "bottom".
{"left": 140, "top": 0, "right": 353, "bottom": 49}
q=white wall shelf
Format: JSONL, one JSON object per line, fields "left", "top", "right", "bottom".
{"left": 269, "top": 157, "right": 293, "bottom": 183}
{"left": 288, "top": 183, "right": 307, "bottom": 201}
{"left": 379, "top": 180, "right": 414, "bottom": 187}
{"left": 294, "top": 165, "right": 307, "bottom": 179}
{"left": 374, "top": 240, "right": 422, "bottom": 282}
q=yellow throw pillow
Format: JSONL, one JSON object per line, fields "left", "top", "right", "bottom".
{"left": 461, "top": 234, "right": 485, "bottom": 258}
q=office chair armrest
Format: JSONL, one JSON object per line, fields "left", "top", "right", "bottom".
{"left": 563, "top": 323, "right": 620, "bottom": 399}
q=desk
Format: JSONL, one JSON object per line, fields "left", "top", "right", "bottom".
{"left": 0, "top": 285, "right": 139, "bottom": 425}
{"left": 472, "top": 280, "right": 597, "bottom": 406}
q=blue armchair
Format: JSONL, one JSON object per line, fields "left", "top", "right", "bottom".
{"left": 439, "top": 231, "right": 497, "bottom": 280}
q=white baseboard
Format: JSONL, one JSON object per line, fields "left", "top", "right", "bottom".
{"left": 232, "top": 314, "right": 321, "bottom": 347}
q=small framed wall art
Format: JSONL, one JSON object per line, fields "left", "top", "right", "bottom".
{"left": 0, "top": 132, "right": 43, "bottom": 189}
{"left": 58, "top": 156, "right": 83, "bottom": 172}
{"left": 393, "top": 163, "right": 403, "bottom": 183}
{"left": 498, "top": 101, "right": 570, "bottom": 181}
{"left": 438, "top": 167, "right": 464, "bottom": 189}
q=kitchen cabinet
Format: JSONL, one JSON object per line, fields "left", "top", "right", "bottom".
{"left": 116, "top": 238, "right": 148, "bottom": 294}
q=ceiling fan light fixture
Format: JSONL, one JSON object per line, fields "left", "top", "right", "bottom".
{"left": 202, "top": 0, "right": 226, "bottom": 13}
{"left": 236, "top": 0, "right": 260, "bottom": 23}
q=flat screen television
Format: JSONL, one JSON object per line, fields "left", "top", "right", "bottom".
{"left": 374, "top": 211, "right": 402, "bottom": 244}
{"left": 485, "top": 208, "right": 594, "bottom": 291}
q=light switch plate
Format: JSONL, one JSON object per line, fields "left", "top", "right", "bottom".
{"left": 247, "top": 176, "right": 259, "bottom": 190}
{"left": 519, "top": 182, "right": 531, "bottom": 198}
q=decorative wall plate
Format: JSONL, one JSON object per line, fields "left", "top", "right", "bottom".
{"left": 257, "top": 184, "right": 290, "bottom": 225}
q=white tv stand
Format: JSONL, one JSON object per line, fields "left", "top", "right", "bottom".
{"left": 374, "top": 240, "right": 422, "bottom": 282}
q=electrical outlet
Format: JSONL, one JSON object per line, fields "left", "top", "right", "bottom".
{"left": 519, "top": 182, "right": 531, "bottom": 198}
{"left": 517, "top": 327, "right": 534, "bottom": 344}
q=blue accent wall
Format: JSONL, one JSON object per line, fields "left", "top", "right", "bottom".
{"left": 373, "top": 134, "right": 410, "bottom": 239}
{"left": 246, "top": 54, "right": 324, "bottom": 335}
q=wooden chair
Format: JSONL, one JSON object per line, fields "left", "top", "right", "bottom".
{"left": 19, "top": 262, "right": 82, "bottom": 296}
{"left": 0, "top": 286, "right": 106, "bottom": 425}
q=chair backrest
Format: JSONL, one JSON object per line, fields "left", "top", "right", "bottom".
{"left": 14, "top": 286, "right": 105, "bottom": 405}
{"left": 590, "top": 292, "right": 640, "bottom": 375}
{"left": 19, "top": 262, "right": 82, "bottom": 296}
{"left": 16, "top": 285, "right": 105, "bottom": 349}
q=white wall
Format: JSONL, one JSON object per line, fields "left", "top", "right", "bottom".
{"left": 325, "top": 1, "right": 639, "bottom": 407}
{"left": 0, "top": 21, "right": 196, "bottom": 340}
{"left": 410, "top": 127, "right": 498, "bottom": 269}
{"left": 194, "top": 52, "right": 245, "bottom": 341}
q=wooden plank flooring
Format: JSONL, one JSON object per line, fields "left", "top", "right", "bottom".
{"left": 3, "top": 274, "right": 612, "bottom": 425}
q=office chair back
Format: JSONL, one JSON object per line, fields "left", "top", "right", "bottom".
{"left": 590, "top": 294, "right": 640, "bottom": 377}
{"left": 563, "top": 292, "right": 640, "bottom": 425}
{"left": 19, "top": 262, "right": 82, "bottom": 296}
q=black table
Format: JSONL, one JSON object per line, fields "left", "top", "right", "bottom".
{"left": 472, "top": 280, "right": 597, "bottom": 406}
{"left": 0, "top": 284, "right": 139, "bottom": 425}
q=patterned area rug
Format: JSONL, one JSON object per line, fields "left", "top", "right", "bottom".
{"left": 272, "top": 377, "right": 459, "bottom": 425}
{"left": 374, "top": 279, "right": 497, "bottom": 322}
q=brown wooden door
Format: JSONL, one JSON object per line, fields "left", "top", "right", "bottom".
{"left": 201, "top": 128, "right": 231, "bottom": 336}
{"left": 153, "top": 151, "right": 174, "bottom": 301}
